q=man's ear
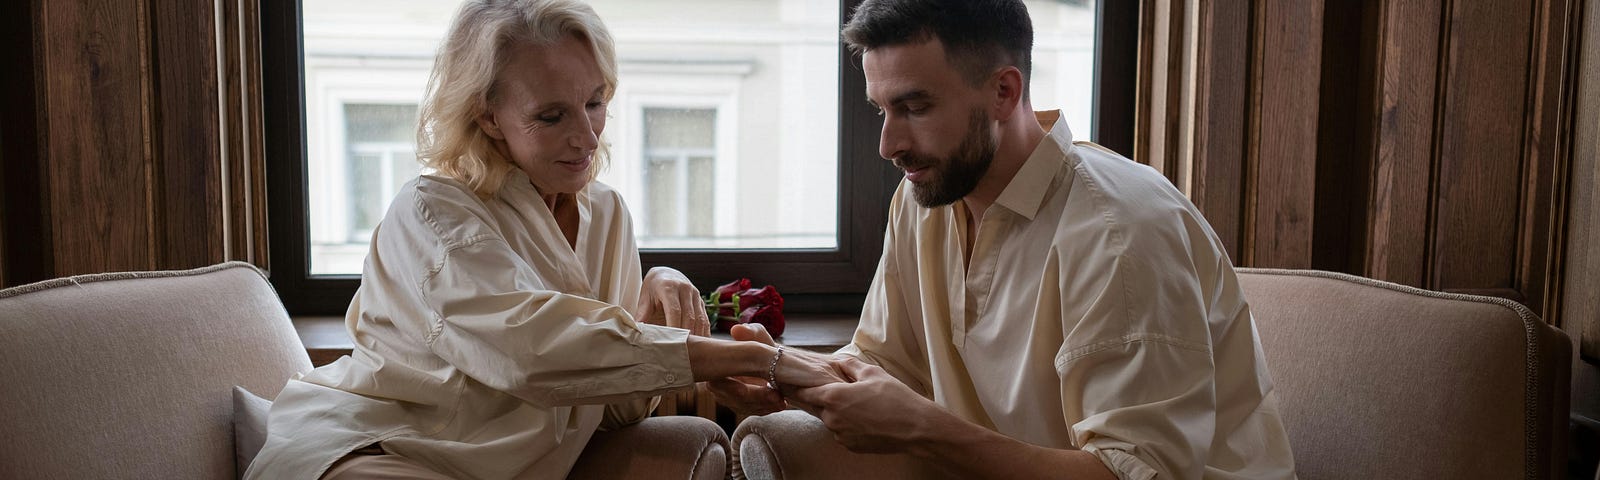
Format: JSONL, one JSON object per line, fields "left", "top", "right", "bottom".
{"left": 990, "top": 66, "right": 1025, "bottom": 118}
{"left": 475, "top": 110, "right": 506, "bottom": 140}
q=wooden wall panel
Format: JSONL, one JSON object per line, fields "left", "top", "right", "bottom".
{"left": 0, "top": 0, "right": 50, "bottom": 288}
{"left": 1363, "top": 0, "right": 1442, "bottom": 287}
{"left": 1429, "top": 0, "right": 1535, "bottom": 300}
{"left": 1189, "top": 0, "right": 1251, "bottom": 262}
{"left": 151, "top": 0, "right": 225, "bottom": 269}
{"left": 1571, "top": 0, "right": 1599, "bottom": 360}
{"left": 2, "top": 0, "right": 268, "bottom": 286}
{"left": 40, "top": 0, "right": 157, "bottom": 276}
{"left": 1148, "top": 0, "right": 1581, "bottom": 319}
{"left": 1245, "top": 0, "right": 1322, "bottom": 269}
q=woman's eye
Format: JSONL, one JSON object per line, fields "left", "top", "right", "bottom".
{"left": 586, "top": 101, "right": 605, "bottom": 110}
{"left": 536, "top": 113, "right": 562, "bottom": 124}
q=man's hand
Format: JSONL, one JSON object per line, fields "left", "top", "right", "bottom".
{"left": 788, "top": 356, "right": 944, "bottom": 454}
{"left": 706, "top": 323, "right": 848, "bottom": 415}
{"left": 707, "top": 324, "right": 786, "bottom": 415}
{"left": 635, "top": 267, "right": 711, "bottom": 337}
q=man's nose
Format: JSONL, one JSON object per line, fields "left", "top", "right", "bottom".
{"left": 878, "top": 116, "right": 909, "bottom": 162}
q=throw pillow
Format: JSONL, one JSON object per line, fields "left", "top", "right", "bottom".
{"left": 232, "top": 386, "right": 272, "bottom": 478}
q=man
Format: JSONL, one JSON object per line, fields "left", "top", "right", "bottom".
{"left": 713, "top": 0, "right": 1296, "bottom": 478}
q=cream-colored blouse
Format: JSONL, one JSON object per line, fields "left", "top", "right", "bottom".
{"left": 839, "top": 111, "right": 1297, "bottom": 479}
{"left": 246, "top": 171, "right": 694, "bottom": 479}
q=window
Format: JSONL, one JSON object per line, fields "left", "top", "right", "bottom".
{"left": 264, "top": 0, "right": 1136, "bottom": 315}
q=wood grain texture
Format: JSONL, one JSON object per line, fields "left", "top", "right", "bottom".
{"left": 1572, "top": 0, "right": 1599, "bottom": 360}
{"left": 1430, "top": 0, "right": 1535, "bottom": 294}
{"left": 151, "top": 0, "right": 224, "bottom": 270}
{"left": 1189, "top": 0, "right": 1251, "bottom": 262}
{"left": 1364, "top": 0, "right": 1443, "bottom": 288}
{"left": 219, "top": 0, "right": 269, "bottom": 268}
{"left": 1246, "top": 0, "right": 1322, "bottom": 269}
{"left": 1517, "top": 0, "right": 1576, "bottom": 320}
{"left": 40, "top": 0, "right": 156, "bottom": 276}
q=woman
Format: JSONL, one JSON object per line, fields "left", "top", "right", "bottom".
{"left": 245, "top": 1, "right": 840, "bottom": 478}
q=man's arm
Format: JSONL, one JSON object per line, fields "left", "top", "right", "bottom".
{"left": 790, "top": 357, "right": 1116, "bottom": 480}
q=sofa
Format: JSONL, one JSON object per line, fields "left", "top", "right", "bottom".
{"left": 0, "top": 262, "right": 729, "bottom": 479}
{"left": 732, "top": 268, "right": 1573, "bottom": 480}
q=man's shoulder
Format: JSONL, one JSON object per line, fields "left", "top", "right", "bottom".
{"left": 1057, "top": 144, "right": 1217, "bottom": 257}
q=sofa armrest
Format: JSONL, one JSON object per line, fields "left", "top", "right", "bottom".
{"left": 568, "top": 416, "right": 729, "bottom": 480}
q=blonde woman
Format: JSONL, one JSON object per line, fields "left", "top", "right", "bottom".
{"left": 245, "top": 1, "right": 842, "bottom": 478}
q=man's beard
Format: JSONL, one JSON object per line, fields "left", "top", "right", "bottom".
{"left": 898, "top": 109, "right": 997, "bottom": 208}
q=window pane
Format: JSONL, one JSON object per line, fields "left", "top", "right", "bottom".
{"left": 302, "top": 0, "right": 842, "bottom": 275}
{"left": 1028, "top": 0, "right": 1099, "bottom": 137}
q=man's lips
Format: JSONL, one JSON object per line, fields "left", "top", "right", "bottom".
{"left": 900, "top": 165, "right": 929, "bottom": 181}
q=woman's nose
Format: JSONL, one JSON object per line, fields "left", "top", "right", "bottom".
{"left": 570, "top": 113, "right": 600, "bottom": 150}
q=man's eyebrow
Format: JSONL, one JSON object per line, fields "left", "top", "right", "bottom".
{"left": 872, "top": 90, "right": 933, "bottom": 109}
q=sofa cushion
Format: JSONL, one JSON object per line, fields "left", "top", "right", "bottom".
{"left": 1238, "top": 268, "right": 1570, "bottom": 480}
{"left": 234, "top": 386, "right": 273, "bottom": 476}
{"left": 0, "top": 262, "right": 313, "bottom": 479}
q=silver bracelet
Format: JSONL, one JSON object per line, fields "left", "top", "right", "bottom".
{"left": 766, "top": 346, "right": 785, "bottom": 391}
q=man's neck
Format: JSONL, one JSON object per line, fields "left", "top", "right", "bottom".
{"left": 961, "top": 107, "right": 1048, "bottom": 222}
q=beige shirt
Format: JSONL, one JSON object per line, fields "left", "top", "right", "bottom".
{"left": 839, "top": 111, "right": 1296, "bottom": 479}
{"left": 246, "top": 171, "right": 694, "bottom": 480}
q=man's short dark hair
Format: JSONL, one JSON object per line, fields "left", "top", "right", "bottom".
{"left": 842, "top": 0, "right": 1034, "bottom": 94}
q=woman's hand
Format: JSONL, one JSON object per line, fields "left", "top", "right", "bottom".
{"left": 635, "top": 267, "right": 711, "bottom": 337}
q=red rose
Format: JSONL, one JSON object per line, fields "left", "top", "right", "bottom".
{"left": 737, "top": 304, "right": 785, "bottom": 337}
{"left": 737, "top": 285, "right": 783, "bottom": 311}
{"left": 709, "top": 278, "right": 752, "bottom": 319}
{"left": 711, "top": 278, "right": 750, "bottom": 299}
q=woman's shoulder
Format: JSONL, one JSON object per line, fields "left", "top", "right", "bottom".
{"left": 383, "top": 174, "right": 499, "bottom": 241}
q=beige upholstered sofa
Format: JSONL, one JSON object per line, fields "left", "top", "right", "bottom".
{"left": 732, "top": 268, "right": 1573, "bottom": 480}
{"left": 0, "top": 262, "right": 729, "bottom": 479}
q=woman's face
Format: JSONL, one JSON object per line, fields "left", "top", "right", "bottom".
{"left": 477, "top": 35, "right": 608, "bottom": 196}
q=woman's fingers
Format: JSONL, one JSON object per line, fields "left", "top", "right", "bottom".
{"left": 678, "top": 284, "right": 710, "bottom": 336}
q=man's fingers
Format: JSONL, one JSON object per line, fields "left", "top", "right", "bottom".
{"left": 833, "top": 355, "right": 878, "bottom": 381}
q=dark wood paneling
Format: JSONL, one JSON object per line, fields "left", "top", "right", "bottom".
{"left": 0, "top": 0, "right": 50, "bottom": 288}
{"left": 1572, "top": 0, "right": 1599, "bottom": 359}
{"left": 220, "top": 0, "right": 270, "bottom": 267}
{"left": 1520, "top": 0, "right": 1577, "bottom": 321}
{"left": 1363, "top": 0, "right": 1443, "bottom": 287}
{"left": 1190, "top": 0, "right": 1251, "bottom": 261}
{"left": 151, "top": 0, "right": 224, "bottom": 269}
{"left": 1430, "top": 0, "right": 1535, "bottom": 294}
{"left": 1310, "top": 0, "right": 1371, "bottom": 274}
{"left": 40, "top": 0, "right": 156, "bottom": 276}
{"left": 1245, "top": 0, "right": 1322, "bottom": 268}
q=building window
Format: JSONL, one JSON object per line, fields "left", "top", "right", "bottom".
{"left": 641, "top": 107, "right": 719, "bottom": 241}
{"left": 263, "top": 0, "right": 1134, "bottom": 314}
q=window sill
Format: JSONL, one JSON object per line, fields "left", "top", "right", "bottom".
{"left": 293, "top": 314, "right": 858, "bottom": 367}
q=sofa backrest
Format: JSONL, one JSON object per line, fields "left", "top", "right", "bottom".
{"left": 1238, "top": 268, "right": 1570, "bottom": 480}
{"left": 0, "top": 262, "right": 313, "bottom": 479}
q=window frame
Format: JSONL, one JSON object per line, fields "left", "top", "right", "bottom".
{"left": 263, "top": 0, "right": 1138, "bottom": 315}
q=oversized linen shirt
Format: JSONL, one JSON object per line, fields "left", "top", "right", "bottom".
{"left": 246, "top": 171, "right": 694, "bottom": 479}
{"left": 839, "top": 111, "right": 1296, "bottom": 479}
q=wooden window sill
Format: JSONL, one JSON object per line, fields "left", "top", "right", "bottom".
{"left": 293, "top": 314, "right": 858, "bottom": 368}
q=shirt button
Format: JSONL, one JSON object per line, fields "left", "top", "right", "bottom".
{"left": 665, "top": 373, "right": 677, "bottom": 383}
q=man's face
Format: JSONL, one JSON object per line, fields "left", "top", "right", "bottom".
{"left": 864, "top": 38, "right": 998, "bottom": 207}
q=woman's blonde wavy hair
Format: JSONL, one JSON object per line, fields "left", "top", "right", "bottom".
{"left": 417, "top": 0, "right": 617, "bottom": 199}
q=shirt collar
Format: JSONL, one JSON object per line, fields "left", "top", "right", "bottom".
{"left": 991, "top": 110, "right": 1073, "bottom": 221}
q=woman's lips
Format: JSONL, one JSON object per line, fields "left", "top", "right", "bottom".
{"left": 558, "top": 157, "right": 592, "bottom": 172}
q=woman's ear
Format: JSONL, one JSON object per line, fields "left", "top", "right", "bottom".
{"left": 475, "top": 111, "right": 506, "bottom": 140}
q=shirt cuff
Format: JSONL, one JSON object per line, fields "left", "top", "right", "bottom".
{"left": 1082, "top": 445, "right": 1159, "bottom": 480}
